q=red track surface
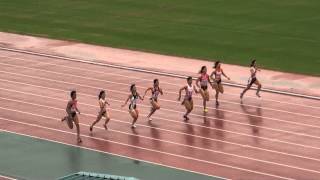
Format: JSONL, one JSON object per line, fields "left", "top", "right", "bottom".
{"left": 0, "top": 176, "right": 14, "bottom": 180}
{"left": 0, "top": 50, "right": 320, "bottom": 180}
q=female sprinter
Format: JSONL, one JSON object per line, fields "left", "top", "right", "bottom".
{"left": 121, "top": 84, "right": 144, "bottom": 128}
{"left": 143, "top": 79, "right": 163, "bottom": 121}
{"left": 178, "top": 76, "right": 199, "bottom": 121}
{"left": 196, "top": 66, "right": 212, "bottom": 112}
{"left": 210, "top": 61, "right": 230, "bottom": 106}
{"left": 61, "top": 90, "right": 82, "bottom": 143}
{"left": 240, "top": 59, "right": 262, "bottom": 99}
{"left": 90, "top": 90, "right": 111, "bottom": 132}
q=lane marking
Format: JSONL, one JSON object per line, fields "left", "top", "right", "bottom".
{"left": 1, "top": 88, "right": 320, "bottom": 162}
{"left": 1, "top": 80, "right": 320, "bottom": 150}
{"left": 2, "top": 96, "right": 320, "bottom": 171}
{"left": 0, "top": 175, "right": 16, "bottom": 180}
{"left": 0, "top": 129, "right": 228, "bottom": 180}
{"left": 1, "top": 56, "right": 320, "bottom": 113}
{"left": 0, "top": 47, "right": 319, "bottom": 102}
{"left": 1, "top": 70, "right": 320, "bottom": 137}
{"left": 0, "top": 117, "right": 296, "bottom": 180}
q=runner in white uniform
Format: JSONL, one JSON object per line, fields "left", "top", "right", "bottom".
{"left": 178, "top": 76, "right": 199, "bottom": 121}
{"left": 122, "top": 84, "right": 144, "bottom": 128}
{"left": 240, "top": 59, "right": 262, "bottom": 100}
{"left": 90, "top": 90, "right": 111, "bottom": 132}
{"left": 143, "top": 79, "right": 163, "bottom": 121}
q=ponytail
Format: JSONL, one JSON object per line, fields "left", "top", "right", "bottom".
{"left": 98, "top": 90, "right": 105, "bottom": 99}
{"left": 130, "top": 84, "right": 136, "bottom": 92}
{"left": 199, "top": 66, "right": 206, "bottom": 74}
{"left": 214, "top": 61, "right": 221, "bottom": 69}
{"left": 250, "top": 59, "right": 256, "bottom": 67}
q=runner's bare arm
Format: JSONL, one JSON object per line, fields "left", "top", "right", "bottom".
{"left": 121, "top": 95, "right": 131, "bottom": 107}
{"left": 159, "top": 88, "right": 163, "bottom": 95}
{"left": 66, "top": 101, "right": 72, "bottom": 114}
{"left": 222, "top": 69, "right": 230, "bottom": 80}
{"left": 76, "top": 106, "right": 81, "bottom": 114}
{"left": 210, "top": 71, "right": 216, "bottom": 87}
{"left": 210, "top": 70, "right": 216, "bottom": 79}
{"left": 178, "top": 86, "right": 187, "bottom": 101}
{"left": 143, "top": 87, "right": 152, "bottom": 99}
{"left": 138, "top": 93, "right": 144, "bottom": 101}
{"left": 194, "top": 85, "right": 199, "bottom": 94}
{"left": 250, "top": 68, "right": 255, "bottom": 75}
{"left": 99, "top": 100, "right": 106, "bottom": 111}
{"left": 195, "top": 77, "right": 201, "bottom": 88}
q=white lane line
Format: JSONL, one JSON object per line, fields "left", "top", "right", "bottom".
{"left": 0, "top": 175, "right": 16, "bottom": 180}
{"left": 1, "top": 46, "right": 319, "bottom": 102}
{"left": 1, "top": 79, "right": 320, "bottom": 151}
{"left": 1, "top": 97, "right": 320, "bottom": 174}
{"left": 0, "top": 130, "right": 228, "bottom": 180}
{"left": 0, "top": 61, "right": 319, "bottom": 121}
{"left": 1, "top": 69, "right": 320, "bottom": 138}
{"left": 1, "top": 55, "right": 319, "bottom": 111}
{"left": 1, "top": 88, "right": 320, "bottom": 162}
{"left": 2, "top": 101, "right": 319, "bottom": 175}
{"left": 0, "top": 117, "right": 295, "bottom": 180}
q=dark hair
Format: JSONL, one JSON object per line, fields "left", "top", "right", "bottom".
{"left": 153, "top": 79, "right": 159, "bottom": 84}
{"left": 70, "top": 90, "right": 76, "bottom": 97}
{"left": 214, "top": 61, "right": 221, "bottom": 69}
{"left": 199, "top": 66, "right": 206, "bottom": 74}
{"left": 130, "top": 84, "right": 136, "bottom": 92}
{"left": 98, "top": 90, "right": 105, "bottom": 99}
{"left": 187, "top": 76, "right": 193, "bottom": 81}
{"left": 250, "top": 59, "right": 256, "bottom": 67}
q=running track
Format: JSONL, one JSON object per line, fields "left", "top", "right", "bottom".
{"left": 0, "top": 49, "right": 320, "bottom": 180}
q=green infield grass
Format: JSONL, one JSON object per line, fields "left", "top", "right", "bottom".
{"left": 0, "top": 0, "right": 319, "bottom": 76}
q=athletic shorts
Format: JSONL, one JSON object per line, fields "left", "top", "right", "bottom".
{"left": 129, "top": 104, "right": 137, "bottom": 110}
{"left": 249, "top": 77, "right": 257, "bottom": 86}
{"left": 201, "top": 85, "right": 208, "bottom": 91}
{"left": 150, "top": 97, "right": 158, "bottom": 102}
{"left": 101, "top": 110, "right": 106, "bottom": 116}
{"left": 70, "top": 111, "right": 76, "bottom": 118}
{"left": 185, "top": 96, "right": 192, "bottom": 102}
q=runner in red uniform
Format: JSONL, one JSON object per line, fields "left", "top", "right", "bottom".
{"left": 61, "top": 90, "right": 82, "bottom": 143}
{"left": 196, "top": 66, "right": 212, "bottom": 112}
{"left": 210, "top": 61, "right": 230, "bottom": 106}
